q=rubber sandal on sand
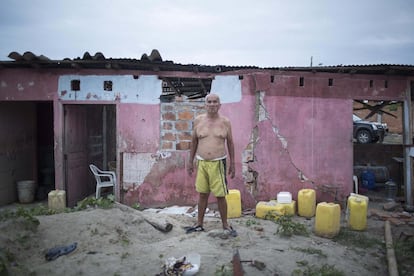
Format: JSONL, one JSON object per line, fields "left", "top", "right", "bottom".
{"left": 185, "top": 225, "right": 205, "bottom": 234}
{"left": 45, "top": 242, "right": 77, "bottom": 261}
{"left": 223, "top": 226, "right": 238, "bottom": 238}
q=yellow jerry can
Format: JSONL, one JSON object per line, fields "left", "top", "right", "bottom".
{"left": 256, "top": 200, "right": 285, "bottom": 219}
{"left": 226, "top": 189, "right": 242, "bottom": 218}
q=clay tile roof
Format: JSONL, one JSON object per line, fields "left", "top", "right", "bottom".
{"left": 2, "top": 49, "right": 414, "bottom": 76}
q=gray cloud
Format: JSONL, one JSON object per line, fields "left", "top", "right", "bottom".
{"left": 0, "top": 0, "right": 413, "bottom": 67}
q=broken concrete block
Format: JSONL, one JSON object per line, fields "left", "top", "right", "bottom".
{"left": 383, "top": 201, "right": 400, "bottom": 211}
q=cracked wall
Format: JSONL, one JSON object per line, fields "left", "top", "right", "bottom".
{"left": 243, "top": 90, "right": 353, "bottom": 205}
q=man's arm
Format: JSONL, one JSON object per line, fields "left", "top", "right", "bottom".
{"left": 188, "top": 120, "right": 199, "bottom": 176}
{"left": 226, "top": 119, "right": 235, "bottom": 179}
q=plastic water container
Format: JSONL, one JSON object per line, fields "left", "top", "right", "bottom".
{"left": 314, "top": 202, "right": 341, "bottom": 238}
{"left": 255, "top": 200, "right": 285, "bottom": 219}
{"left": 17, "top": 180, "right": 36, "bottom": 203}
{"left": 48, "top": 190, "right": 67, "bottom": 211}
{"left": 276, "top": 200, "right": 296, "bottom": 216}
{"left": 298, "top": 189, "right": 316, "bottom": 218}
{"left": 225, "top": 189, "right": 241, "bottom": 218}
{"left": 277, "top": 192, "right": 292, "bottom": 203}
{"left": 361, "top": 170, "right": 375, "bottom": 190}
{"left": 385, "top": 179, "right": 397, "bottom": 202}
{"left": 347, "top": 193, "right": 368, "bottom": 231}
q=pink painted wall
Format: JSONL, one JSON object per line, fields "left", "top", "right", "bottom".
{"left": 250, "top": 96, "right": 353, "bottom": 205}
{"left": 0, "top": 68, "right": 410, "bottom": 209}
{"left": 118, "top": 104, "right": 160, "bottom": 153}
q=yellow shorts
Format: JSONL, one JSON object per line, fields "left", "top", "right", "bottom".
{"left": 195, "top": 159, "right": 228, "bottom": 197}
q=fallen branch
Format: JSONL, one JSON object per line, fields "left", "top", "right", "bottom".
{"left": 114, "top": 202, "right": 173, "bottom": 233}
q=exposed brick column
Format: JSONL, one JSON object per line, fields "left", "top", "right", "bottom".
{"left": 160, "top": 97, "right": 205, "bottom": 151}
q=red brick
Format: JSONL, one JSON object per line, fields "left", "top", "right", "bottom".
{"left": 178, "top": 132, "right": 192, "bottom": 140}
{"left": 162, "top": 112, "right": 176, "bottom": 121}
{"left": 178, "top": 111, "right": 194, "bottom": 120}
{"left": 176, "top": 141, "right": 191, "bottom": 150}
{"left": 175, "top": 121, "right": 189, "bottom": 131}
{"left": 162, "top": 141, "right": 173, "bottom": 150}
{"left": 162, "top": 132, "right": 176, "bottom": 141}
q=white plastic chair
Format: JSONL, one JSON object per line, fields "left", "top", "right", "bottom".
{"left": 89, "top": 164, "right": 116, "bottom": 199}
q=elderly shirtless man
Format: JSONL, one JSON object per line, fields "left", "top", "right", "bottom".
{"left": 187, "top": 93, "right": 237, "bottom": 237}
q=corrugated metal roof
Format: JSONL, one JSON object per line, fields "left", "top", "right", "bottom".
{"left": 1, "top": 50, "right": 414, "bottom": 76}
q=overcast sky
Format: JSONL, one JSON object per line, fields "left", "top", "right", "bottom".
{"left": 1, "top": 0, "right": 413, "bottom": 67}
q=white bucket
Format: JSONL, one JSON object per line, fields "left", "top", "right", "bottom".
{"left": 17, "top": 180, "right": 36, "bottom": 203}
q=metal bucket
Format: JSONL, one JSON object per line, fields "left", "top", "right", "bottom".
{"left": 17, "top": 180, "right": 36, "bottom": 203}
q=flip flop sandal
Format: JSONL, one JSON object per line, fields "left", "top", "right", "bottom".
{"left": 45, "top": 242, "right": 77, "bottom": 261}
{"left": 223, "top": 226, "right": 238, "bottom": 237}
{"left": 184, "top": 225, "right": 205, "bottom": 234}
{"left": 183, "top": 225, "right": 202, "bottom": 231}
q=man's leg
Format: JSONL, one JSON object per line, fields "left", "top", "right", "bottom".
{"left": 197, "top": 193, "right": 209, "bottom": 226}
{"left": 217, "top": 196, "right": 229, "bottom": 229}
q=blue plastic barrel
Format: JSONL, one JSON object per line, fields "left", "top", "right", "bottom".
{"left": 361, "top": 170, "right": 375, "bottom": 190}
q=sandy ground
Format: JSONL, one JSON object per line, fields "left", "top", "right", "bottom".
{"left": 4, "top": 196, "right": 410, "bottom": 276}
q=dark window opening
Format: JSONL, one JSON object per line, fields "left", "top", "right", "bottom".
{"left": 384, "top": 80, "right": 388, "bottom": 88}
{"left": 369, "top": 80, "right": 374, "bottom": 87}
{"left": 270, "top": 76, "right": 275, "bottom": 83}
{"left": 328, "top": 78, "right": 333, "bottom": 86}
{"left": 299, "top": 77, "right": 304, "bottom": 87}
{"left": 160, "top": 77, "right": 213, "bottom": 102}
{"left": 104, "top": 81, "right": 113, "bottom": 91}
{"left": 71, "top": 80, "right": 80, "bottom": 91}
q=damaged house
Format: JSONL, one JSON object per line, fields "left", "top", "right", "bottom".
{"left": 0, "top": 50, "right": 413, "bottom": 210}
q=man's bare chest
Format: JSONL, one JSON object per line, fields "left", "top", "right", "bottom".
{"left": 196, "top": 122, "right": 227, "bottom": 139}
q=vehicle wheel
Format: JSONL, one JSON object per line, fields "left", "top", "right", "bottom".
{"left": 356, "top": 129, "right": 372, "bottom": 144}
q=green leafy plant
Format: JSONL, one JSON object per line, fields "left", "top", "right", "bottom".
{"left": 303, "top": 264, "right": 345, "bottom": 276}
{"left": 214, "top": 263, "right": 233, "bottom": 276}
{"left": 266, "top": 215, "right": 309, "bottom": 237}
{"left": 74, "top": 195, "right": 115, "bottom": 211}
{"left": 332, "top": 227, "right": 383, "bottom": 249}
{"left": 0, "top": 248, "right": 16, "bottom": 275}
{"left": 0, "top": 207, "right": 40, "bottom": 232}
{"left": 245, "top": 218, "right": 260, "bottom": 227}
{"left": 292, "top": 247, "right": 327, "bottom": 258}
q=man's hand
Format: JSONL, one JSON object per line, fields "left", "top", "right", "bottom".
{"left": 228, "top": 163, "right": 235, "bottom": 179}
{"left": 187, "top": 163, "right": 194, "bottom": 176}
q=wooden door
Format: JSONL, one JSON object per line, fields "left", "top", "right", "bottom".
{"left": 64, "top": 105, "right": 89, "bottom": 207}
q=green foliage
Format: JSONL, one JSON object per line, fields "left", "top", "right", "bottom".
{"left": 132, "top": 203, "right": 140, "bottom": 210}
{"left": 214, "top": 263, "right": 233, "bottom": 276}
{"left": 0, "top": 207, "right": 40, "bottom": 231}
{"left": 73, "top": 195, "right": 115, "bottom": 211}
{"left": 267, "top": 215, "right": 309, "bottom": 237}
{"left": 26, "top": 204, "right": 58, "bottom": 216}
{"left": 332, "top": 227, "right": 383, "bottom": 249}
{"left": 0, "top": 248, "right": 16, "bottom": 275}
{"left": 388, "top": 103, "right": 399, "bottom": 112}
{"left": 292, "top": 247, "right": 327, "bottom": 258}
{"left": 245, "top": 218, "right": 260, "bottom": 227}
{"left": 292, "top": 264, "right": 345, "bottom": 276}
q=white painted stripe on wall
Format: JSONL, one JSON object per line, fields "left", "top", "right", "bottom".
{"left": 58, "top": 75, "right": 162, "bottom": 104}
{"left": 210, "top": 75, "right": 242, "bottom": 103}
